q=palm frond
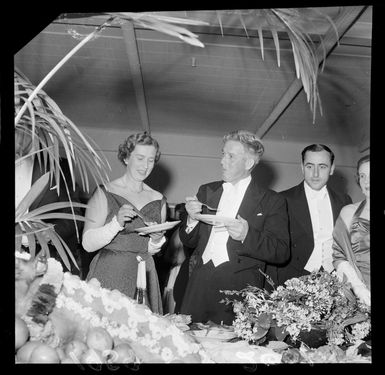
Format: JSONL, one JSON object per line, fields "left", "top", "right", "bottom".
{"left": 219, "top": 8, "right": 338, "bottom": 122}
{"left": 257, "top": 26, "right": 265, "bottom": 60}
{"left": 17, "top": 202, "right": 88, "bottom": 222}
{"left": 270, "top": 28, "right": 281, "bottom": 67}
{"left": 216, "top": 11, "right": 224, "bottom": 37}
{"left": 269, "top": 8, "right": 335, "bottom": 122}
{"left": 238, "top": 11, "right": 249, "bottom": 38}
{"left": 15, "top": 172, "right": 50, "bottom": 220}
{"left": 15, "top": 71, "right": 111, "bottom": 195}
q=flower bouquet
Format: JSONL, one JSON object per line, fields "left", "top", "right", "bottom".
{"left": 221, "top": 270, "right": 370, "bottom": 348}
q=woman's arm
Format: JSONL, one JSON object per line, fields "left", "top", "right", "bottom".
{"left": 147, "top": 196, "right": 167, "bottom": 254}
{"left": 82, "top": 187, "right": 123, "bottom": 252}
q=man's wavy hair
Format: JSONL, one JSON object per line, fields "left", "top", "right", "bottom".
{"left": 223, "top": 130, "right": 264, "bottom": 158}
{"left": 118, "top": 132, "right": 161, "bottom": 165}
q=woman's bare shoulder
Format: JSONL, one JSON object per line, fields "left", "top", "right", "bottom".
{"left": 339, "top": 202, "right": 361, "bottom": 225}
{"left": 143, "top": 184, "right": 163, "bottom": 200}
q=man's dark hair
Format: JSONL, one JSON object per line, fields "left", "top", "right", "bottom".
{"left": 301, "top": 144, "right": 335, "bottom": 165}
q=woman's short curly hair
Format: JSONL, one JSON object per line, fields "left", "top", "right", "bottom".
{"left": 117, "top": 132, "right": 161, "bottom": 165}
{"left": 355, "top": 154, "right": 370, "bottom": 185}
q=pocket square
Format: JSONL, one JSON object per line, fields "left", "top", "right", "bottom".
{"left": 257, "top": 212, "right": 263, "bottom": 216}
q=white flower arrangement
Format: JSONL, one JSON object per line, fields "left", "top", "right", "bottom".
{"left": 221, "top": 270, "right": 371, "bottom": 347}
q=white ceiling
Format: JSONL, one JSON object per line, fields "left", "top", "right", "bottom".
{"left": 14, "top": 6, "right": 372, "bottom": 151}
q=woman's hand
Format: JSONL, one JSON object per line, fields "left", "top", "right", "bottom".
{"left": 116, "top": 204, "right": 138, "bottom": 227}
{"left": 148, "top": 230, "right": 166, "bottom": 243}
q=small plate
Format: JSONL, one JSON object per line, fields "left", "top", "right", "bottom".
{"left": 134, "top": 220, "right": 181, "bottom": 234}
{"left": 190, "top": 327, "right": 237, "bottom": 341}
{"left": 195, "top": 214, "right": 236, "bottom": 226}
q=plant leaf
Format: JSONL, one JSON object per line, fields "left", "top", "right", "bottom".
{"left": 271, "top": 29, "right": 280, "bottom": 67}
{"left": 274, "top": 325, "right": 289, "bottom": 341}
{"left": 257, "top": 26, "right": 264, "bottom": 60}
{"left": 15, "top": 172, "right": 49, "bottom": 220}
{"left": 20, "top": 202, "right": 88, "bottom": 221}
{"left": 45, "top": 230, "right": 71, "bottom": 271}
{"left": 216, "top": 11, "right": 224, "bottom": 37}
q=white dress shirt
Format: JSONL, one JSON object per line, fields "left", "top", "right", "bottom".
{"left": 303, "top": 182, "right": 334, "bottom": 272}
{"left": 201, "top": 175, "right": 251, "bottom": 267}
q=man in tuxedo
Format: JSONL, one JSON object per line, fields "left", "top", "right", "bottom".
{"left": 178, "top": 130, "right": 290, "bottom": 325}
{"left": 15, "top": 127, "right": 84, "bottom": 275}
{"left": 266, "top": 144, "right": 352, "bottom": 288}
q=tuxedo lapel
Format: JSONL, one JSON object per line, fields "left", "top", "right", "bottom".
{"left": 327, "top": 186, "right": 341, "bottom": 223}
{"left": 292, "top": 183, "right": 313, "bottom": 239}
{"left": 237, "top": 177, "right": 264, "bottom": 219}
{"left": 206, "top": 183, "right": 223, "bottom": 210}
{"left": 203, "top": 183, "right": 224, "bottom": 239}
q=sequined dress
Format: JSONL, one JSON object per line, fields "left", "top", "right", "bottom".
{"left": 86, "top": 186, "right": 164, "bottom": 314}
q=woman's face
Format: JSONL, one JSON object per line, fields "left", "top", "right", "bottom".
{"left": 125, "top": 144, "right": 157, "bottom": 182}
{"left": 358, "top": 161, "right": 370, "bottom": 199}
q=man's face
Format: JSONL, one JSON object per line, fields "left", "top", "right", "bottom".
{"left": 221, "top": 140, "right": 255, "bottom": 184}
{"left": 301, "top": 150, "right": 335, "bottom": 191}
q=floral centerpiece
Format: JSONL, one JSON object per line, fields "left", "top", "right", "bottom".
{"left": 221, "top": 270, "right": 370, "bottom": 348}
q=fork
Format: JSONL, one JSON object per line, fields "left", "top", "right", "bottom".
{"left": 132, "top": 208, "right": 151, "bottom": 226}
{"left": 199, "top": 202, "right": 219, "bottom": 211}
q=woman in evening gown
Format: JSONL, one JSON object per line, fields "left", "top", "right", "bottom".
{"left": 82, "top": 132, "right": 166, "bottom": 314}
{"left": 332, "top": 154, "right": 370, "bottom": 306}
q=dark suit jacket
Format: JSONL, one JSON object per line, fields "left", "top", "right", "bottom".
{"left": 266, "top": 181, "right": 352, "bottom": 287}
{"left": 179, "top": 177, "right": 290, "bottom": 289}
{"left": 30, "top": 157, "right": 84, "bottom": 272}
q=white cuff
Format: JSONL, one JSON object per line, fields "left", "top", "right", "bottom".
{"left": 148, "top": 235, "right": 167, "bottom": 254}
{"left": 82, "top": 216, "right": 124, "bottom": 252}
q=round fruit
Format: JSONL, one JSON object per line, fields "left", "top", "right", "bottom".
{"left": 16, "top": 340, "right": 41, "bottom": 363}
{"left": 81, "top": 348, "right": 104, "bottom": 363}
{"left": 108, "top": 342, "right": 136, "bottom": 363}
{"left": 61, "top": 356, "right": 76, "bottom": 363}
{"left": 15, "top": 316, "right": 29, "bottom": 350}
{"left": 29, "top": 343, "right": 60, "bottom": 363}
{"left": 64, "top": 339, "right": 88, "bottom": 362}
{"left": 86, "top": 327, "right": 113, "bottom": 352}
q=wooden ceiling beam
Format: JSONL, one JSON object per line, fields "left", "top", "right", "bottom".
{"left": 255, "top": 6, "right": 369, "bottom": 139}
{"left": 121, "top": 22, "right": 150, "bottom": 133}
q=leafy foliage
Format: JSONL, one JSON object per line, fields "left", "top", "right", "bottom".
{"left": 221, "top": 270, "right": 370, "bottom": 346}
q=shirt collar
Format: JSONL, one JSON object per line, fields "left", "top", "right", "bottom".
{"left": 223, "top": 175, "right": 251, "bottom": 193}
{"left": 304, "top": 181, "right": 328, "bottom": 200}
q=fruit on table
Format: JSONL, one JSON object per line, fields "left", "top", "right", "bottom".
{"left": 81, "top": 348, "right": 105, "bottom": 363}
{"left": 15, "top": 316, "right": 29, "bottom": 350}
{"left": 86, "top": 327, "right": 113, "bottom": 352}
{"left": 107, "top": 342, "right": 136, "bottom": 363}
{"left": 29, "top": 343, "right": 60, "bottom": 363}
{"left": 64, "top": 339, "right": 88, "bottom": 362}
{"left": 16, "top": 340, "right": 41, "bottom": 363}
